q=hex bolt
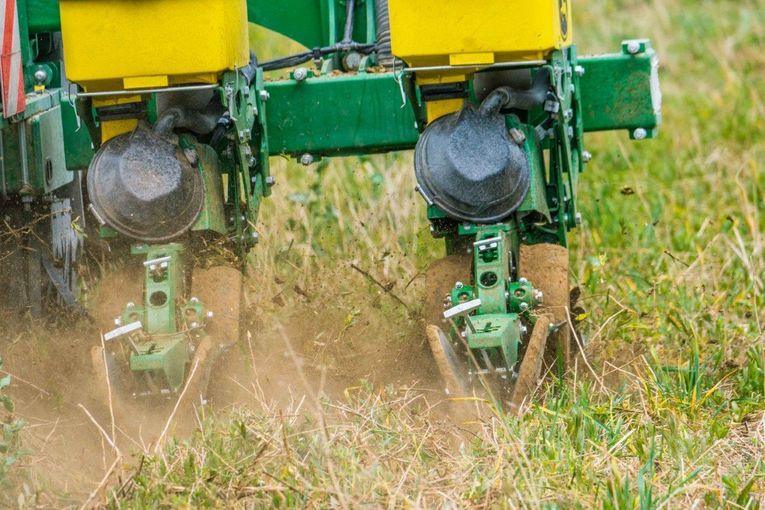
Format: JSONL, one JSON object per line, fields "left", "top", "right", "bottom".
{"left": 574, "top": 65, "right": 585, "bottom": 77}
{"left": 520, "top": 324, "right": 528, "bottom": 335}
{"left": 293, "top": 67, "right": 309, "bottom": 82}
{"left": 114, "top": 317, "right": 122, "bottom": 326}
{"left": 259, "top": 90, "right": 270, "bottom": 102}
{"left": 582, "top": 150, "right": 593, "bottom": 163}
{"left": 535, "top": 290, "right": 544, "bottom": 303}
{"left": 183, "top": 147, "right": 199, "bottom": 166}
{"left": 633, "top": 128, "right": 648, "bottom": 140}
{"left": 626, "top": 41, "right": 642, "bottom": 55}
{"left": 266, "top": 175, "right": 276, "bottom": 187}
{"left": 190, "top": 297, "right": 199, "bottom": 304}
{"left": 519, "top": 277, "right": 528, "bottom": 285}
{"left": 300, "top": 153, "right": 315, "bottom": 166}
{"left": 509, "top": 128, "right": 526, "bottom": 145}
{"left": 126, "top": 302, "right": 135, "bottom": 309}
{"left": 34, "top": 68, "right": 47, "bottom": 83}
{"left": 519, "top": 302, "right": 529, "bottom": 312}
{"left": 455, "top": 281, "right": 464, "bottom": 289}
{"left": 207, "top": 311, "right": 214, "bottom": 319}
{"left": 575, "top": 212, "right": 583, "bottom": 226}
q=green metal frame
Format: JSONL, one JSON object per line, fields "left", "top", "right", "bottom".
{"left": 265, "top": 69, "right": 418, "bottom": 157}
{"left": 117, "top": 243, "right": 212, "bottom": 392}
{"left": 8, "top": 0, "right": 660, "bottom": 394}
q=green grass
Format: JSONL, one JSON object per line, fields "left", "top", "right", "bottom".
{"left": 9, "top": 0, "right": 765, "bottom": 507}
{"left": 0, "top": 356, "right": 23, "bottom": 487}
{"left": 109, "top": 0, "right": 765, "bottom": 507}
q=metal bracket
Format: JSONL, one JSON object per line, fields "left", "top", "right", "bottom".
{"left": 143, "top": 256, "right": 171, "bottom": 270}
{"left": 104, "top": 321, "right": 143, "bottom": 341}
{"left": 443, "top": 298, "right": 481, "bottom": 333}
{"left": 474, "top": 236, "right": 501, "bottom": 252}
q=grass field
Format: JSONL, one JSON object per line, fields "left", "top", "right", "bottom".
{"left": 4, "top": 0, "right": 765, "bottom": 507}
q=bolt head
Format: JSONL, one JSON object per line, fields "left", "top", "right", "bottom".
{"left": 114, "top": 317, "right": 122, "bottom": 326}
{"left": 190, "top": 297, "right": 199, "bottom": 304}
{"left": 266, "top": 175, "right": 276, "bottom": 187}
{"left": 455, "top": 281, "right": 464, "bottom": 289}
{"left": 126, "top": 302, "right": 135, "bottom": 309}
{"left": 633, "top": 128, "right": 648, "bottom": 140}
{"left": 519, "top": 277, "right": 528, "bottom": 285}
{"left": 582, "top": 150, "right": 593, "bottom": 163}
{"left": 626, "top": 41, "right": 642, "bottom": 54}
{"left": 575, "top": 212, "right": 583, "bottom": 226}
{"left": 520, "top": 302, "right": 529, "bottom": 312}
{"left": 259, "top": 90, "right": 270, "bottom": 101}
{"left": 509, "top": 128, "right": 527, "bottom": 146}
{"left": 293, "top": 67, "right": 308, "bottom": 81}
{"left": 207, "top": 311, "right": 214, "bottom": 319}
{"left": 34, "top": 69, "right": 47, "bottom": 83}
{"left": 575, "top": 65, "right": 585, "bottom": 77}
{"left": 191, "top": 322, "right": 199, "bottom": 329}
{"left": 342, "top": 52, "right": 363, "bottom": 71}
{"left": 300, "top": 153, "right": 315, "bottom": 166}
{"left": 183, "top": 148, "right": 199, "bottom": 166}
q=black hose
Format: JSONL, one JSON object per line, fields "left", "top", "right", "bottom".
{"left": 341, "top": 0, "right": 355, "bottom": 44}
{"left": 479, "top": 68, "right": 551, "bottom": 115}
{"left": 375, "top": 0, "right": 394, "bottom": 68}
{"left": 260, "top": 42, "right": 375, "bottom": 72}
{"left": 239, "top": 52, "right": 259, "bottom": 85}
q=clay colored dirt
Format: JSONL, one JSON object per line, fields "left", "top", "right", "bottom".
{"left": 519, "top": 243, "right": 572, "bottom": 371}
{"left": 0, "top": 263, "right": 453, "bottom": 505}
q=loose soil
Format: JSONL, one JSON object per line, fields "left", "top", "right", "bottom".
{"left": 519, "top": 243, "right": 572, "bottom": 371}
{"left": 1, "top": 262, "right": 450, "bottom": 505}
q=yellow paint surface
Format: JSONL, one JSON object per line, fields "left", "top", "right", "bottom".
{"left": 60, "top": 0, "right": 249, "bottom": 92}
